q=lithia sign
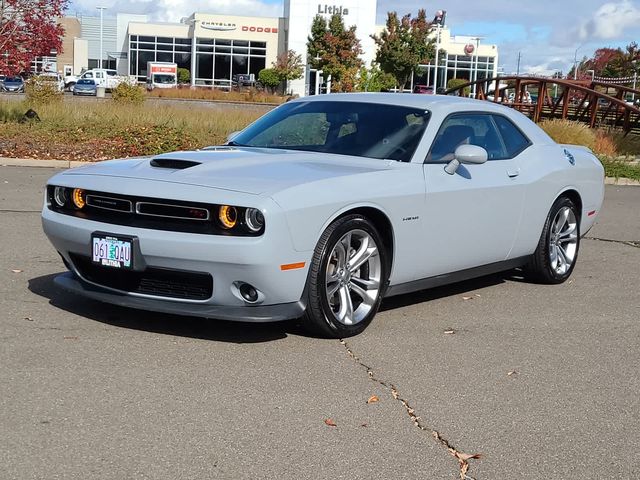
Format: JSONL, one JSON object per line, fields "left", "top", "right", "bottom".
{"left": 317, "top": 4, "right": 350, "bottom": 15}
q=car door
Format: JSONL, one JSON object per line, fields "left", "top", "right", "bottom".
{"left": 419, "top": 112, "right": 528, "bottom": 278}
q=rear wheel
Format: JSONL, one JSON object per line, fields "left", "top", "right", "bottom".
{"left": 526, "top": 196, "right": 580, "bottom": 284}
{"left": 302, "top": 215, "right": 388, "bottom": 338}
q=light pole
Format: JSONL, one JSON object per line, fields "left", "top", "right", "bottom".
{"left": 573, "top": 43, "right": 584, "bottom": 80}
{"left": 470, "top": 36, "right": 483, "bottom": 97}
{"left": 96, "top": 6, "right": 107, "bottom": 69}
{"left": 432, "top": 22, "right": 442, "bottom": 93}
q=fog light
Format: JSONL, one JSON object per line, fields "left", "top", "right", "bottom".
{"left": 72, "top": 188, "right": 86, "bottom": 209}
{"left": 239, "top": 283, "right": 259, "bottom": 303}
{"left": 53, "top": 186, "right": 68, "bottom": 207}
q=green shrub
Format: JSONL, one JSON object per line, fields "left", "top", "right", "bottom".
{"left": 112, "top": 82, "right": 146, "bottom": 105}
{"left": 24, "top": 76, "right": 63, "bottom": 106}
{"left": 447, "top": 78, "right": 470, "bottom": 96}
{"left": 258, "top": 68, "right": 281, "bottom": 93}
{"left": 177, "top": 68, "right": 190, "bottom": 84}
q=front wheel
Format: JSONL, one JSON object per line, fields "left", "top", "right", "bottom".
{"left": 302, "top": 215, "right": 388, "bottom": 338}
{"left": 526, "top": 196, "right": 580, "bottom": 284}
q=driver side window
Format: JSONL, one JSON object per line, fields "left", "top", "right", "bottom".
{"left": 427, "top": 113, "right": 507, "bottom": 162}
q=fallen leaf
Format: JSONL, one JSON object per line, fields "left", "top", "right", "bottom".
{"left": 11, "top": 269, "right": 23, "bottom": 273}
{"left": 457, "top": 452, "right": 481, "bottom": 462}
{"left": 444, "top": 329, "right": 455, "bottom": 335}
{"left": 507, "top": 370, "right": 518, "bottom": 376}
{"left": 366, "top": 395, "right": 379, "bottom": 404}
{"left": 324, "top": 418, "right": 337, "bottom": 427}
{"left": 462, "top": 296, "right": 473, "bottom": 301}
{"left": 475, "top": 294, "right": 481, "bottom": 297}
{"left": 360, "top": 423, "right": 368, "bottom": 427}
{"left": 23, "top": 317, "right": 33, "bottom": 321}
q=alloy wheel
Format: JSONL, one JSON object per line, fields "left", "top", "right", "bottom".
{"left": 325, "top": 229, "right": 382, "bottom": 326}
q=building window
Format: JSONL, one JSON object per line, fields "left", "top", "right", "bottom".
{"left": 129, "top": 35, "right": 192, "bottom": 81}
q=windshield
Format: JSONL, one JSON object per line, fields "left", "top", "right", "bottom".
{"left": 231, "top": 101, "right": 430, "bottom": 162}
{"left": 153, "top": 74, "right": 175, "bottom": 84}
{"left": 77, "top": 79, "right": 95, "bottom": 85}
{"left": 6, "top": 77, "right": 22, "bottom": 83}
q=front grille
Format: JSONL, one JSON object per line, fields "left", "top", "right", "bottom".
{"left": 70, "top": 254, "right": 213, "bottom": 300}
{"left": 136, "top": 201, "right": 210, "bottom": 221}
{"left": 86, "top": 195, "right": 133, "bottom": 212}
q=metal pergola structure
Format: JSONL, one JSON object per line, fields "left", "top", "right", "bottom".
{"left": 445, "top": 76, "right": 640, "bottom": 135}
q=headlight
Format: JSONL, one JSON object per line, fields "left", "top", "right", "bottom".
{"left": 245, "top": 208, "right": 265, "bottom": 232}
{"left": 72, "top": 188, "right": 86, "bottom": 209}
{"left": 219, "top": 205, "right": 237, "bottom": 229}
{"left": 53, "top": 186, "right": 68, "bottom": 207}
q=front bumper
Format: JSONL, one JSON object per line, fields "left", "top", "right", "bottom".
{"left": 54, "top": 272, "right": 305, "bottom": 321}
{"left": 42, "top": 188, "right": 313, "bottom": 320}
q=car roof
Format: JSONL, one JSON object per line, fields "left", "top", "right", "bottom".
{"left": 290, "top": 93, "right": 554, "bottom": 145}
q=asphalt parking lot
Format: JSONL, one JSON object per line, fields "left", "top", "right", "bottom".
{"left": 1, "top": 165, "right": 639, "bottom": 480}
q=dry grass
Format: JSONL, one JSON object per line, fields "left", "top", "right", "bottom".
{"left": 540, "top": 119, "right": 597, "bottom": 150}
{"left": 147, "top": 86, "right": 287, "bottom": 104}
{"left": 0, "top": 99, "right": 265, "bottom": 161}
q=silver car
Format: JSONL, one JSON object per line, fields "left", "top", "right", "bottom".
{"left": 42, "top": 94, "right": 604, "bottom": 337}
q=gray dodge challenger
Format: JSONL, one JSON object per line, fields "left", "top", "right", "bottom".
{"left": 42, "top": 93, "right": 604, "bottom": 337}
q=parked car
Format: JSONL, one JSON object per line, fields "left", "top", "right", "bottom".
{"left": 73, "top": 78, "right": 98, "bottom": 96}
{"left": 42, "top": 94, "right": 604, "bottom": 337}
{"left": 413, "top": 84, "right": 434, "bottom": 94}
{"left": 65, "top": 69, "right": 123, "bottom": 92}
{"left": 37, "top": 72, "right": 65, "bottom": 92}
{"left": 1, "top": 76, "right": 25, "bottom": 93}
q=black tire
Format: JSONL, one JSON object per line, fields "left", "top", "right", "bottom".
{"left": 526, "top": 196, "right": 580, "bottom": 284}
{"left": 302, "top": 214, "right": 388, "bottom": 338}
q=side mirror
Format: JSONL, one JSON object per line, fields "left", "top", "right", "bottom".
{"left": 444, "top": 144, "right": 488, "bottom": 175}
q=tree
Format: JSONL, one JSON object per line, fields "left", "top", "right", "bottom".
{"left": 0, "top": 0, "right": 68, "bottom": 75}
{"left": 355, "top": 63, "right": 396, "bottom": 92}
{"left": 258, "top": 68, "right": 280, "bottom": 93}
{"left": 372, "top": 9, "right": 435, "bottom": 89}
{"left": 272, "top": 49, "right": 303, "bottom": 94}
{"left": 273, "top": 50, "right": 304, "bottom": 82}
{"left": 307, "top": 14, "right": 363, "bottom": 92}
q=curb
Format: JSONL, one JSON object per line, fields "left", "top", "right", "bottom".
{"left": 0, "top": 157, "right": 88, "bottom": 168}
{"left": 2, "top": 156, "right": 640, "bottom": 186}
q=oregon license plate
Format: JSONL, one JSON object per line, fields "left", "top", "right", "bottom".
{"left": 92, "top": 234, "right": 133, "bottom": 269}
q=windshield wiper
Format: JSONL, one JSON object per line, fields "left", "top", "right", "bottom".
{"left": 226, "top": 140, "right": 246, "bottom": 147}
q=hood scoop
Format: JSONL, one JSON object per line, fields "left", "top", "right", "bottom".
{"left": 150, "top": 158, "right": 202, "bottom": 169}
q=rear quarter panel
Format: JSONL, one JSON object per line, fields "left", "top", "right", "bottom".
{"left": 511, "top": 144, "right": 604, "bottom": 258}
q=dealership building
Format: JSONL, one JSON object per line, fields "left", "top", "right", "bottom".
{"left": 55, "top": 0, "right": 498, "bottom": 96}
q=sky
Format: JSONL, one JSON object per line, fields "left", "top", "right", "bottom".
{"left": 68, "top": 0, "right": 640, "bottom": 75}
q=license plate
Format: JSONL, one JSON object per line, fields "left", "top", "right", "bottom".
{"left": 92, "top": 234, "right": 133, "bottom": 269}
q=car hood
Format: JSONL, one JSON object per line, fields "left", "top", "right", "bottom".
{"left": 63, "top": 147, "right": 394, "bottom": 196}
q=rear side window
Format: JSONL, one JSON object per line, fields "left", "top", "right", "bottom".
{"left": 492, "top": 115, "right": 530, "bottom": 157}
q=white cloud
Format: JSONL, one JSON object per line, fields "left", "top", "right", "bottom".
{"left": 578, "top": 0, "right": 640, "bottom": 41}
{"left": 70, "top": 0, "right": 282, "bottom": 21}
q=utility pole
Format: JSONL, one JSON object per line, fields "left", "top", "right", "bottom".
{"left": 516, "top": 52, "right": 521, "bottom": 76}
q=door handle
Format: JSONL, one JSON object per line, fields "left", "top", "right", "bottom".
{"left": 507, "top": 168, "right": 520, "bottom": 178}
